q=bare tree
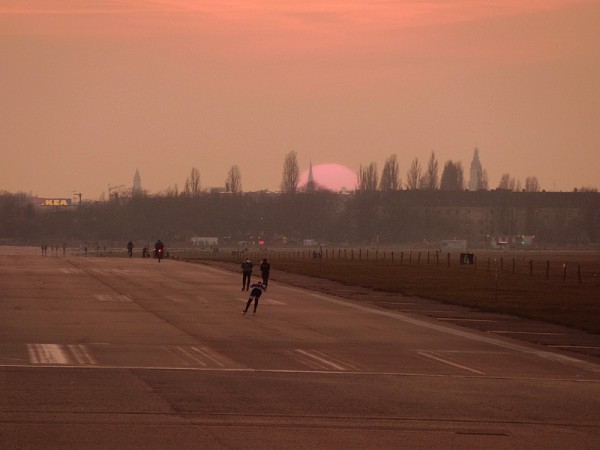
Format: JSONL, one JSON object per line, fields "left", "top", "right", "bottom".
{"left": 498, "top": 173, "right": 511, "bottom": 190}
{"left": 525, "top": 176, "right": 540, "bottom": 192}
{"left": 479, "top": 169, "right": 489, "bottom": 190}
{"left": 498, "top": 173, "right": 520, "bottom": 191}
{"left": 405, "top": 158, "right": 422, "bottom": 190}
{"left": 456, "top": 161, "right": 464, "bottom": 190}
{"left": 165, "top": 184, "right": 179, "bottom": 198}
{"left": 183, "top": 167, "right": 201, "bottom": 197}
{"left": 440, "top": 160, "right": 464, "bottom": 191}
{"left": 379, "top": 154, "right": 401, "bottom": 191}
{"left": 358, "top": 162, "right": 379, "bottom": 191}
{"left": 421, "top": 151, "right": 439, "bottom": 190}
{"left": 280, "top": 151, "right": 300, "bottom": 194}
{"left": 225, "top": 165, "right": 242, "bottom": 193}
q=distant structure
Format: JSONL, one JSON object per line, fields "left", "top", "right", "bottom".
{"left": 133, "top": 169, "right": 142, "bottom": 195}
{"left": 305, "top": 161, "right": 316, "bottom": 192}
{"left": 468, "top": 148, "right": 483, "bottom": 191}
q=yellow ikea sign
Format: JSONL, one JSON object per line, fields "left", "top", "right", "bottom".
{"left": 40, "top": 198, "right": 72, "bottom": 206}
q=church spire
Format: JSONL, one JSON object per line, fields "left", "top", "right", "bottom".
{"left": 306, "top": 161, "right": 316, "bottom": 192}
{"left": 468, "top": 148, "right": 483, "bottom": 191}
{"left": 133, "top": 169, "right": 142, "bottom": 195}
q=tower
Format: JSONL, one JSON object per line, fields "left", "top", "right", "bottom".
{"left": 133, "top": 169, "right": 142, "bottom": 195}
{"left": 468, "top": 148, "right": 483, "bottom": 191}
{"left": 306, "top": 161, "right": 316, "bottom": 192}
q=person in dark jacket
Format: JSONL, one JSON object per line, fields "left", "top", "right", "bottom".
{"left": 241, "top": 258, "right": 253, "bottom": 291}
{"left": 260, "top": 258, "right": 271, "bottom": 288}
{"left": 243, "top": 282, "right": 265, "bottom": 315}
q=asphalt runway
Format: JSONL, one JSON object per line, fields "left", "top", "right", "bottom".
{"left": 1, "top": 252, "right": 599, "bottom": 449}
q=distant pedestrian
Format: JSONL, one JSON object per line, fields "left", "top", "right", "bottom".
{"left": 241, "top": 258, "right": 253, "bottom": 291}
{"left": 243, "top": 282, "right": 265, "bottom": 315}
{"left": 127, "top": 240, "right": 134, "bottom": 257}
{"left": 260, "top": 258, "right": 271, "bottom": 288}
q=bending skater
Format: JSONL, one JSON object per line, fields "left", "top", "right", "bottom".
{"left": 243, "top": 282, "right": 265, "bottom": 315}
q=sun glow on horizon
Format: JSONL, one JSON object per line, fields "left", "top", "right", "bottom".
{"left": 298, "top": 163, "right": 357, "bottom": 192}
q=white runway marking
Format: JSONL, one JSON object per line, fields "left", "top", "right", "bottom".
{"left": 59, "top": 268, "right": 83, "bottom": 274}
{"left": 417, "top": 351, "right": 485, "bottom": 375}
{"left": 305, "top": 293, "right": 600, "bottom": 374}
{"left": 196, "top": 296, "right": 209, "bottom": 304}
{"left": 166, "top": 295, "right": 186, "bottom": 304}
{"left": 437, "top": 318, "right": 500, "bottom": 323}
{"left": 27, "top": 344, "right": 97, "bottom": 365}
{"left": 95, "top": 294, "right": 132, "bottom": 302}
{"left": 294, "top": 349, "right": 360, "bottom": 372}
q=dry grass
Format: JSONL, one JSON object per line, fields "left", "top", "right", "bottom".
{"left": 204, "top": 250, "right": 600, "bottom": 334}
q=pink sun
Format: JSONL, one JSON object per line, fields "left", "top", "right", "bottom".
{"left": 298, "top": 163, "right": 357, "bottom": 192}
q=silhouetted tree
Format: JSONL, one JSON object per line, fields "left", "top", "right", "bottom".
{"left": 440, "top": 160, "right": 464, "bottom": 191}
{"left": 225, "top": 165, "right": 242, "bottom": 193}
{"left": 358, "top": 162, "right": 378, "bottom": 191}
{"left": 405, "top": 158, "right": 422, "bottom": 190}
{"left": 498, "top": 173, "right": 520, "bottom": 191}
{"left": 379, "top": 154, "right": 401, "bottom": 191}
{"left": 420, "top": 151, "right": 439, "bottom": 190}
{"left": 480, "top": 169, "right": 489, "bottom": 190}
{"left": 525, "top": 176, "right": 540, "bottom": 192}
{"left": 183, "top": 168, "right": 201, "bottom": 197}
{"left": 280, "top": 151, "right": 300, "bottom": 194}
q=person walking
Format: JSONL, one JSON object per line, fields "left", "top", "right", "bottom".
{"left": 260, "top": 258, "right": 271, "bottom": 288}
{"left": 243, "top": 282, "right": 265, "bottom": 315}
{"left": 241, "top": 258, "right": 253, "bottom": 291}
{"left": 127, "top": 240, "right": 134, "bottom": 257}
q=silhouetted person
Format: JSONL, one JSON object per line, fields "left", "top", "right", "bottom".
{"left": 260, "top": 258, "right": 271, "bottom": 288}
{"left": 241, "top": 258, "right": 253, "bottom": 291}
{"left": 243, "top": 282, "right": 265, "bottom": 315}
{"left": 154, "top": 240, "right": 165, "bottom": 260}
{"left": 127, "top": 241, "right": 134, "bottom": 257}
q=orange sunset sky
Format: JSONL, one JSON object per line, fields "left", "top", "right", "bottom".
{"left": 1, "top": 1, "right": 599, "bottom": 198}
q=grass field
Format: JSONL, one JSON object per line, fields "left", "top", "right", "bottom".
{"left": 190, "top": 249, "right": 600, "bottom": 334}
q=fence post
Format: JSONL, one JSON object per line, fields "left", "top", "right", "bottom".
{"left": 546, "top": 261, "right": 550, "bottom": 279}
{"left": 529, "top": 259, "right": 533, "bottom": 277}
{"left": 447, "top": 252, "right": 450, "bottom": 267}
{"left": 391, "top": 251, "right": 394, "bottom": 263}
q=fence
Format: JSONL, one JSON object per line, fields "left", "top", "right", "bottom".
{"left": 171, "top": 247, "right": 599, "bottom": 286}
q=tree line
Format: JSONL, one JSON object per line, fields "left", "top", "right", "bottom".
{"left": 1, "top": 189, "right": 598, "bottom": 248}
{"left": 171, "top": 150, "right": 596, "bottom": 198}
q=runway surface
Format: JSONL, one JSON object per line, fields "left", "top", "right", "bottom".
{"left": 1, "top": 253, "right": 599, "bottom": 448}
